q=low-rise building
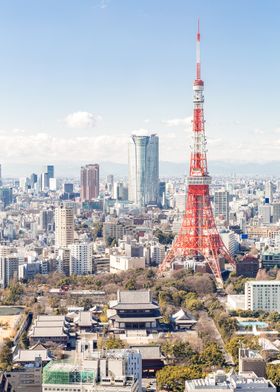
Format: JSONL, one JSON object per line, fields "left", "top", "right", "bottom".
{"left": 261, "top": 251, "right": 280, "bottom": 269}
{"left": 238, "top": 348, "right": 266, "bottom": 378}
{"left": 42, "top": 348, "right": 142, "bottom": 392}
{"left": 110, "top": 254, "right": 145, "bottom": 273}
{"left": 171, "top": 309, "right": 197, "bottom": 330}
{"left": 28, "top": 315, "right": 71, "bottom": 346}
{"left": 236, "top": 255, "right": 259, "bottom": 278}
{"left": 185, "top": 370, "right": 276, "bottom": 391}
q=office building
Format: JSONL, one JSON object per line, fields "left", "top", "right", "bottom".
{"left": 114, "top": 182, "right": 128, "bottom": 201}
{"left": 262, "top": 251, "right": 280, "bottom": 269}
{"left": 0, "top": 188, "right": 13, "bottom": 207}
{"left": 57, "top": 247, "right": 71, "bottom": 276}
{"left": 259, "top": 203, "right": 271, "bottom": 224}
{"left": 128, "top": 133, "right": 159, "bottom": 207}
{"left": 49, "top": 178, "right": 57, "bottom": 191}
{"left": 80, "top": 164, "right": 100, "bottom": 201}
{"left": 69, "top": 242, "right": 93, "bottom": 275}
{"left": 214, "top": 190, "right": 229, "bottom": 223}
{"left": 40, "top": 165, "right": 55, "bottom": 190}
{"left": 106, "top": 174, "right": 114, "bottom": 193}
{"left": 30, "top": 173, "right": 38, "bottom": 188}
{"left": 55, "top": 203, "right": 74, "bottom": 247}
{"left": 19, "top": 262, "right": 41, "bottom": 281}
{"left": 265, "top": 180, "right": 274, "bottom": 203}
{"left": 245, "top": 280, "right": 280, "bottom": 312}
{"left": 150, "top": 243, "right": 165, "bottom": 265}
{"left": 110, "top": 254, "right": 145, "bottom": 273}
{"left": 0, "top": 256, "right": 19, "bottom": 288}
{"left": 220, "top": 230, "right": 239, "bottom": 257}
{"left": 271, "top": 202, "right": 280, "bottom": 223}
{"left": 64, "top": 183, "right": 74, "bottom": 193}
{"left": 39, "top": 209, "right": 54, "bottom": 231}
{"left": 236, "top": 255, "right": 259, "bottom": 278}
{"left": 44, "top": 165, "right": 54, "bottom": 180}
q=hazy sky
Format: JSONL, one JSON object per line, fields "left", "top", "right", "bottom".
{"left": 0, "top": 0, "right": 279, "bottom": 176}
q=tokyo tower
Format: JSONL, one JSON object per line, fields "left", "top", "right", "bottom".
{"left": 159, "top": 22, "right": 235, "bottom": 285}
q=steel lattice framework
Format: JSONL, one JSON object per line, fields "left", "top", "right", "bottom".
{"left": 159, "top": 22, "right": 235, "bottom": 285}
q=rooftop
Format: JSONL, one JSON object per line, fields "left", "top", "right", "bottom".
{"left": 117, "top": 290, "right": 153, "bottom": 304}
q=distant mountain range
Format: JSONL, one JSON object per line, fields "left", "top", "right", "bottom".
{"left": 3, "top": 160, "right": 280, "bottom": 178}
{"left": 100, "top": 161, "right": 280, "bottom": 178}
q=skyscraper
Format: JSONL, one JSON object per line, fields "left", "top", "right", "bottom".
{"left": 40, "top": 165, "right": 54, "bottom": 190}
{"left": 265, "top": 181, "right": 274, "bottom": 203}
{"left": 55, "top": 202, "right": 74, "bottom": 247}
{"left": 128, "top": 133, "right": 159, "bottom": 207}
{"left": 44, "top": 165, "right": 54, "bottom": 179}
{"left": 80, "top": 164, "right": 100, "bottom": 202}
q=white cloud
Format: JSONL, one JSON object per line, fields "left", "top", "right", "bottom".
{"left": 0, "top": 132, "right": 128, "bottom": 164}
{"left": 254, "top": 128, "right": 264, "bottom": 135}
{"left": 132, "top": 128, "right": 152, "bottom": 136}
{"left": 100, "top": 0, "right": 109, "bottom": 9}
{"left": 64, "top": 111, "right": 102, "bottom": 129}
{"left": 162, "top": 116, "right": 192, "bottom": 128}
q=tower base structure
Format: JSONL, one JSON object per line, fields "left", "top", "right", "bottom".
{"left": 159, "top": 183, "right": 235, "bottom": 287}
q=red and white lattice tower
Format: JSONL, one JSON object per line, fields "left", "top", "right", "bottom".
{"left": 159, "top": 22, "right": 235, "bottom": 285}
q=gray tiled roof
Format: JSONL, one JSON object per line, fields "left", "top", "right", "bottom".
{"left": 118, "top": 290, "right": 152, "bottom": 304}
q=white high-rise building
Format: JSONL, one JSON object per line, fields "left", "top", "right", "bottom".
{"left": 55, "top": 203, "right": 74, "bottom": 247}
{"left": 245, "top": 280, "right": 280, "bottom": 312}
{"left": 128, "top": 133, "right": 159, "bottom": 207}
{"left": 69, "top": 242, "right": 93, "bottom": 275}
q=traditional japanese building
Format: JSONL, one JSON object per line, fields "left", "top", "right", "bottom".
{"left": 108, "top": 290, "right": 161, "bottom": 331}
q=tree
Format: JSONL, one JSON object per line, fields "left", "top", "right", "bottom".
{"left": 199, "top": 342, "right": 224, "bottom": 367}
{"left": 48, "top": 296, "right": 60, "bottom": 309}
{"left": 156, "top": 365, "right": 203, "bottom": 392}
{"left": 106, "top": 237, "right": 116, "bottom": 247}
{"left": 226, "top": 336, "right": 260, "bottom": 363}
{"left": 104, "top": 337, "right": 125, "bottom": 350}
{"left": 124, "top": 279, "right": 136, "bottom": 290}
{"left": 92, "top": 222, "right": 103, "bottom": 239}
{"left": 161, "top": 340, "right": 196, "bottom": 364}
{"left": 266, "top": 365, "right": 280, "bottom": 389}
{"left": 154, "top": 229, "right": 174, "bottom": 245}
{"left": 0, "top": 339, "right": 13, "bottom": 370}
{"left": 19, "top": 331, "right": 29, "bottom": 349}
{"left": 2, "top": 282, "right": 24, "bottom": 305}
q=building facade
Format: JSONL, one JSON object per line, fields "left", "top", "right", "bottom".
{"left": 245, "top": 280, "right": 280, "bottom": 312}
{"left": 80, "top": 164, "right": 100, "bottom": 202}
{"left": 55, "top": 203, "right": 74, "bottom": 247}
{"left": 69, "top": 242, "right": 93, "bottom": 275}
{"left": 128, "top": 134, "right": 159, "bottom": 207}
{"left": 214, "top": 190, "right": 229, "bottom": 224}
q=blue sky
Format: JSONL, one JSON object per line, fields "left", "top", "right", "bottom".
{"left": 0, "top": 0, "right": 279, "bottom": 175}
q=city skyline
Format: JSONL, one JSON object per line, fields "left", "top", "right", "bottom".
{"left": 0, "top": 1, "right": 279, "bottom": 175}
